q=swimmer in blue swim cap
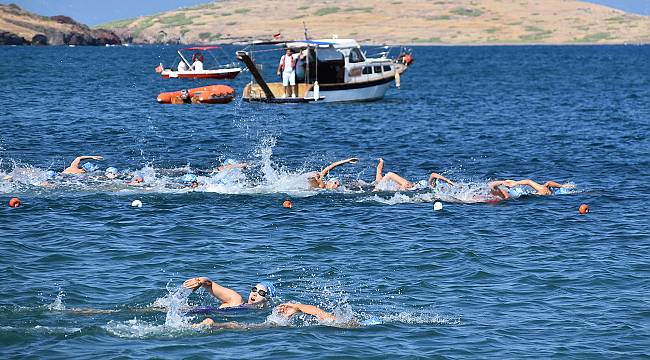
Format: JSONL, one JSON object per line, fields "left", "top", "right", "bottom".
{"left": 63, "top": 155, "right": 103, "bottom": 175}
{"left": 105, "top": 167, "right": 119, "bottom": 179}
{"left": 181, "top": 173, "right": 199, "bottom": 188}
{"left": 183, "top": 277, "right": 275, "bottom": 308}
{"left": 307, "top": 157, "right": 358, "bottom": 189}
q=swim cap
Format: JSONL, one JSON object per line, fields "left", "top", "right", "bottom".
{"left": 105, "top": 167, "right": 118, "bottom": 175}
{"left": 181, "top": 173, "right": 198, "bottom": 183}
{"left": 82, "top": 162, "right": 98, "bottom": 172}
{"left": 45, "top": 170, "right": 56, "bottom": 179}
{"left": 223, "top": 158, "right": 237, "bottom": 165}
{"left": 416, "top": 179, "right": 428, "bottom": 189}
{"left": 259, "top": 281, "right": 276, "bottom": 298}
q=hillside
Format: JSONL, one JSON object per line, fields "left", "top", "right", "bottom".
{"left": 98, "top": 0, "right": 650, "bottom": 45}
{"left": 0, "top": 3, "right": 120, "bottom": 45}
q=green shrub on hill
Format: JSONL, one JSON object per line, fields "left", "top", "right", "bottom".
{"left": 314, "top": 7, "right": 340, "bottom": 16}
{"left": 450, "top": 7, "right": 483, "bottom": 17}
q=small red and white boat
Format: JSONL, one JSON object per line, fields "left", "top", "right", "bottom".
{"left": 157, "top": 85, "right": 235, "bottom": 104}
{"left": 156, "top": 46, "right": 242, "bottom": 80}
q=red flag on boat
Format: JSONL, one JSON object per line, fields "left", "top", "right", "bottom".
{"left": 155, "top": 63, "right": 163, "bottom": 73}
{"left": 272, "top": 33, "right": 281, "bottom": 39}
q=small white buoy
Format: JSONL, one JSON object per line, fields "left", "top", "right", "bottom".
{"left": 433, "top": 201, "right": 443, "bottom": 211}
{"left": 131, "top": 200, "right": 143, "bottom": 208}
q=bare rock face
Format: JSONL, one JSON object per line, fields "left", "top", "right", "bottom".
{"left": 0, "top": 31, "right": 28, "bottom": 45}
{"left": 0, "top": 4, "right": 122, "bottom": 46}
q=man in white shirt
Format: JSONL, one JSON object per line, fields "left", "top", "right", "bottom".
{"left": 177, "top": 60, "right": 188, "bottom": 72}
{"left": 276, "top": 48, "right": 299, "bottom": 98}
{"left": 192, "top": 53, "right": 204, "bottom": 71}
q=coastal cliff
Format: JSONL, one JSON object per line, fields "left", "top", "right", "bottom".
{"left": 0, "top": 3, "right": 121, "bottom": 45}
{"left": 98, "top": 0, "right": 650, "bottom": 45}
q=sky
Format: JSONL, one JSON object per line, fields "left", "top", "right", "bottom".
{"left": 2, "top": 0, "right": 649, "bottom": 26}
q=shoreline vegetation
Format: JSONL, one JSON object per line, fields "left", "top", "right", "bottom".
{"left": 2, "top": 1, "right": 650, "bottom": 46}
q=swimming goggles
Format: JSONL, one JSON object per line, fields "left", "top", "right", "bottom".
{"left": 251, "top": 286, "right": 268, "bottom": 297}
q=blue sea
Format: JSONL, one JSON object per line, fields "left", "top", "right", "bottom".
{"left": 1, "top": 44, "right": 649, "bottom": 359}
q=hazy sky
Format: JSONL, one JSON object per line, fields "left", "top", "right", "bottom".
{"left": 2, "top": 0, "right": 649, "bottom": 26}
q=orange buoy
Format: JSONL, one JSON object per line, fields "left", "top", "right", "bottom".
{"left": 8, "top": 197, "right": 21, "bottom": 208}
{"left": 578, "top": 204, "right": 589, "bottom": 214}
{"left": 282, "top": 200, "right": 293, "bottom": 209}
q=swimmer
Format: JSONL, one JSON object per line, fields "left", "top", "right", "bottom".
{"left": 104, "top": 167, "right": 119, "bottom": 179}
{"left": 183, "top": 277, "right": 276, "bottom": 309}
{"left": 181, "top": 173, "right": 199, "bottom": 188}
{"left": 62, "top": 155, "right": 103, "bottom": 175}
{"left": 127, "top": 174, "right": 144, "bottom": 186}
{"left": 307, "top": 157, "right": 358, "bottom": 189}
{"left": 373, "top": 158, "right": 426, "bottom": 191}
{"left": 503, "top": 179, "right": 575, "bottom": 196}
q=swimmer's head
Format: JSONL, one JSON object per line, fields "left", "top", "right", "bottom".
{"left": 248, "top": 281, "right": 276, "bottom": 305}
{"left": 45, "top": 170, "right": 57, "bottom": 179}
{"left": 82, "top": 162, "right": 98, "bottom": 172}
{"left": 181, "top": 173, "right": 197, "bottom": 184}
{"left": 131, "top": 175, "right": 144, "bottom": 184}
{"left": 416, "top": 179, "right": 428, "bottom": 190}
{"left": 105, "top": 167, "right": 118, "bottom": 179}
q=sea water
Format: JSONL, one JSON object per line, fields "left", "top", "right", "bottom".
{"left": 0, "top": 44, "right": 649, "bottom": 358}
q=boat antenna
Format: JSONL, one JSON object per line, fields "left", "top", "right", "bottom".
{"left": 303, "top": 21, "right": 310, "bottom": 40}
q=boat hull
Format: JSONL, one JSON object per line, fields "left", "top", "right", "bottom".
{"left": 161, "top": 69, "right": 241, "bottom": 79}
{"left": 305, "top": 78, "right": 393, "bottom": 103}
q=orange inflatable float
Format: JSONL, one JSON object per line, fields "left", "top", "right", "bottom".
{"left": 157, "top": 85, "right": 235, "bottom": 104}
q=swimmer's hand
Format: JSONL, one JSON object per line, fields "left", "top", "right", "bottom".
{"left": 561, "top": 183, "right": 576, "bottom": 188}
{"left": 92, "top": 156, "right": 103, "bottom": 160}
{"left": 347, "top": 157, "right": 359, "bottom": 164}
{"left": 276, "top": 303, "right": 300, "bottom": 317}
{"left": 183, "top": 277, "right": 210, "bottom": 291}
{"left": 192, "top": 318, "right": 215, "bottom": 328}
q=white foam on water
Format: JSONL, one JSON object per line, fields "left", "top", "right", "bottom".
{"left": 380, "top": 311, "right": 461, "bottom": 325}
{"left": 46, "top": 290, "right": 66, "bottom": 311}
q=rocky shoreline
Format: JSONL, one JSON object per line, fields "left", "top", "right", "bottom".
{"left": 0, "top": 4, "right": 121, "bottom": 46}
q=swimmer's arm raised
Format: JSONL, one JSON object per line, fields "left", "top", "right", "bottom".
{"left": 428, "top": 172, "right": 456, "bottom": 187}
{"left": 69, "top": 155, "right": 103, "bottom": 168}
{"left": 277, "top": 303, "right": 336, "bottom": 322}
{"left": 183, "top": 277, "right": 244, "bottom": 307}
{"left": 319, "top": 157, "right": 359, "bottom": 178}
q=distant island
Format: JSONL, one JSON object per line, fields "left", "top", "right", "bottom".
{"left": 98, "top": 0, "right": 650, "bottom": 45}
{"left": 2, "top": 1, "right": 649, "bottom": 46}
{"left": 0, "top": 3, "right": 120, "bottom": 45}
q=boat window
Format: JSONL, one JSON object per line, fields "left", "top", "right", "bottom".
{"left": 348, "top": 48, "right": 365, "bottom": 63}
{"left": 383, "top": 65, "right": 392, "bottom": 72}
{"left": 373, "top": 65, "right": 382, "bottom": 73}
{"left": 362, "top": 66, "right": 372, "bottom": 75}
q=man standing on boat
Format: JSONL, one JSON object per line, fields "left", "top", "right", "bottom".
{"left": 277, "top": 48, "right": 299, "bottom": 98}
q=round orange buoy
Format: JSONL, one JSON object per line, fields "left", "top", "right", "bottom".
{"left": 282, "top": 200, "right": 292, "bottom": 209}
{"left": 8, "top": 197, "right": 21, "bottom": 208}
{"left": 578, "top": 204, "right": 589, "bottom": 214}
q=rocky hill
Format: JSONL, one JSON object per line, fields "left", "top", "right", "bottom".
{"left": 0, "top": 3, "right": 121, "bottom": 45}
{"left": 98, "top": 0, "right": 650, "bottom": 45}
